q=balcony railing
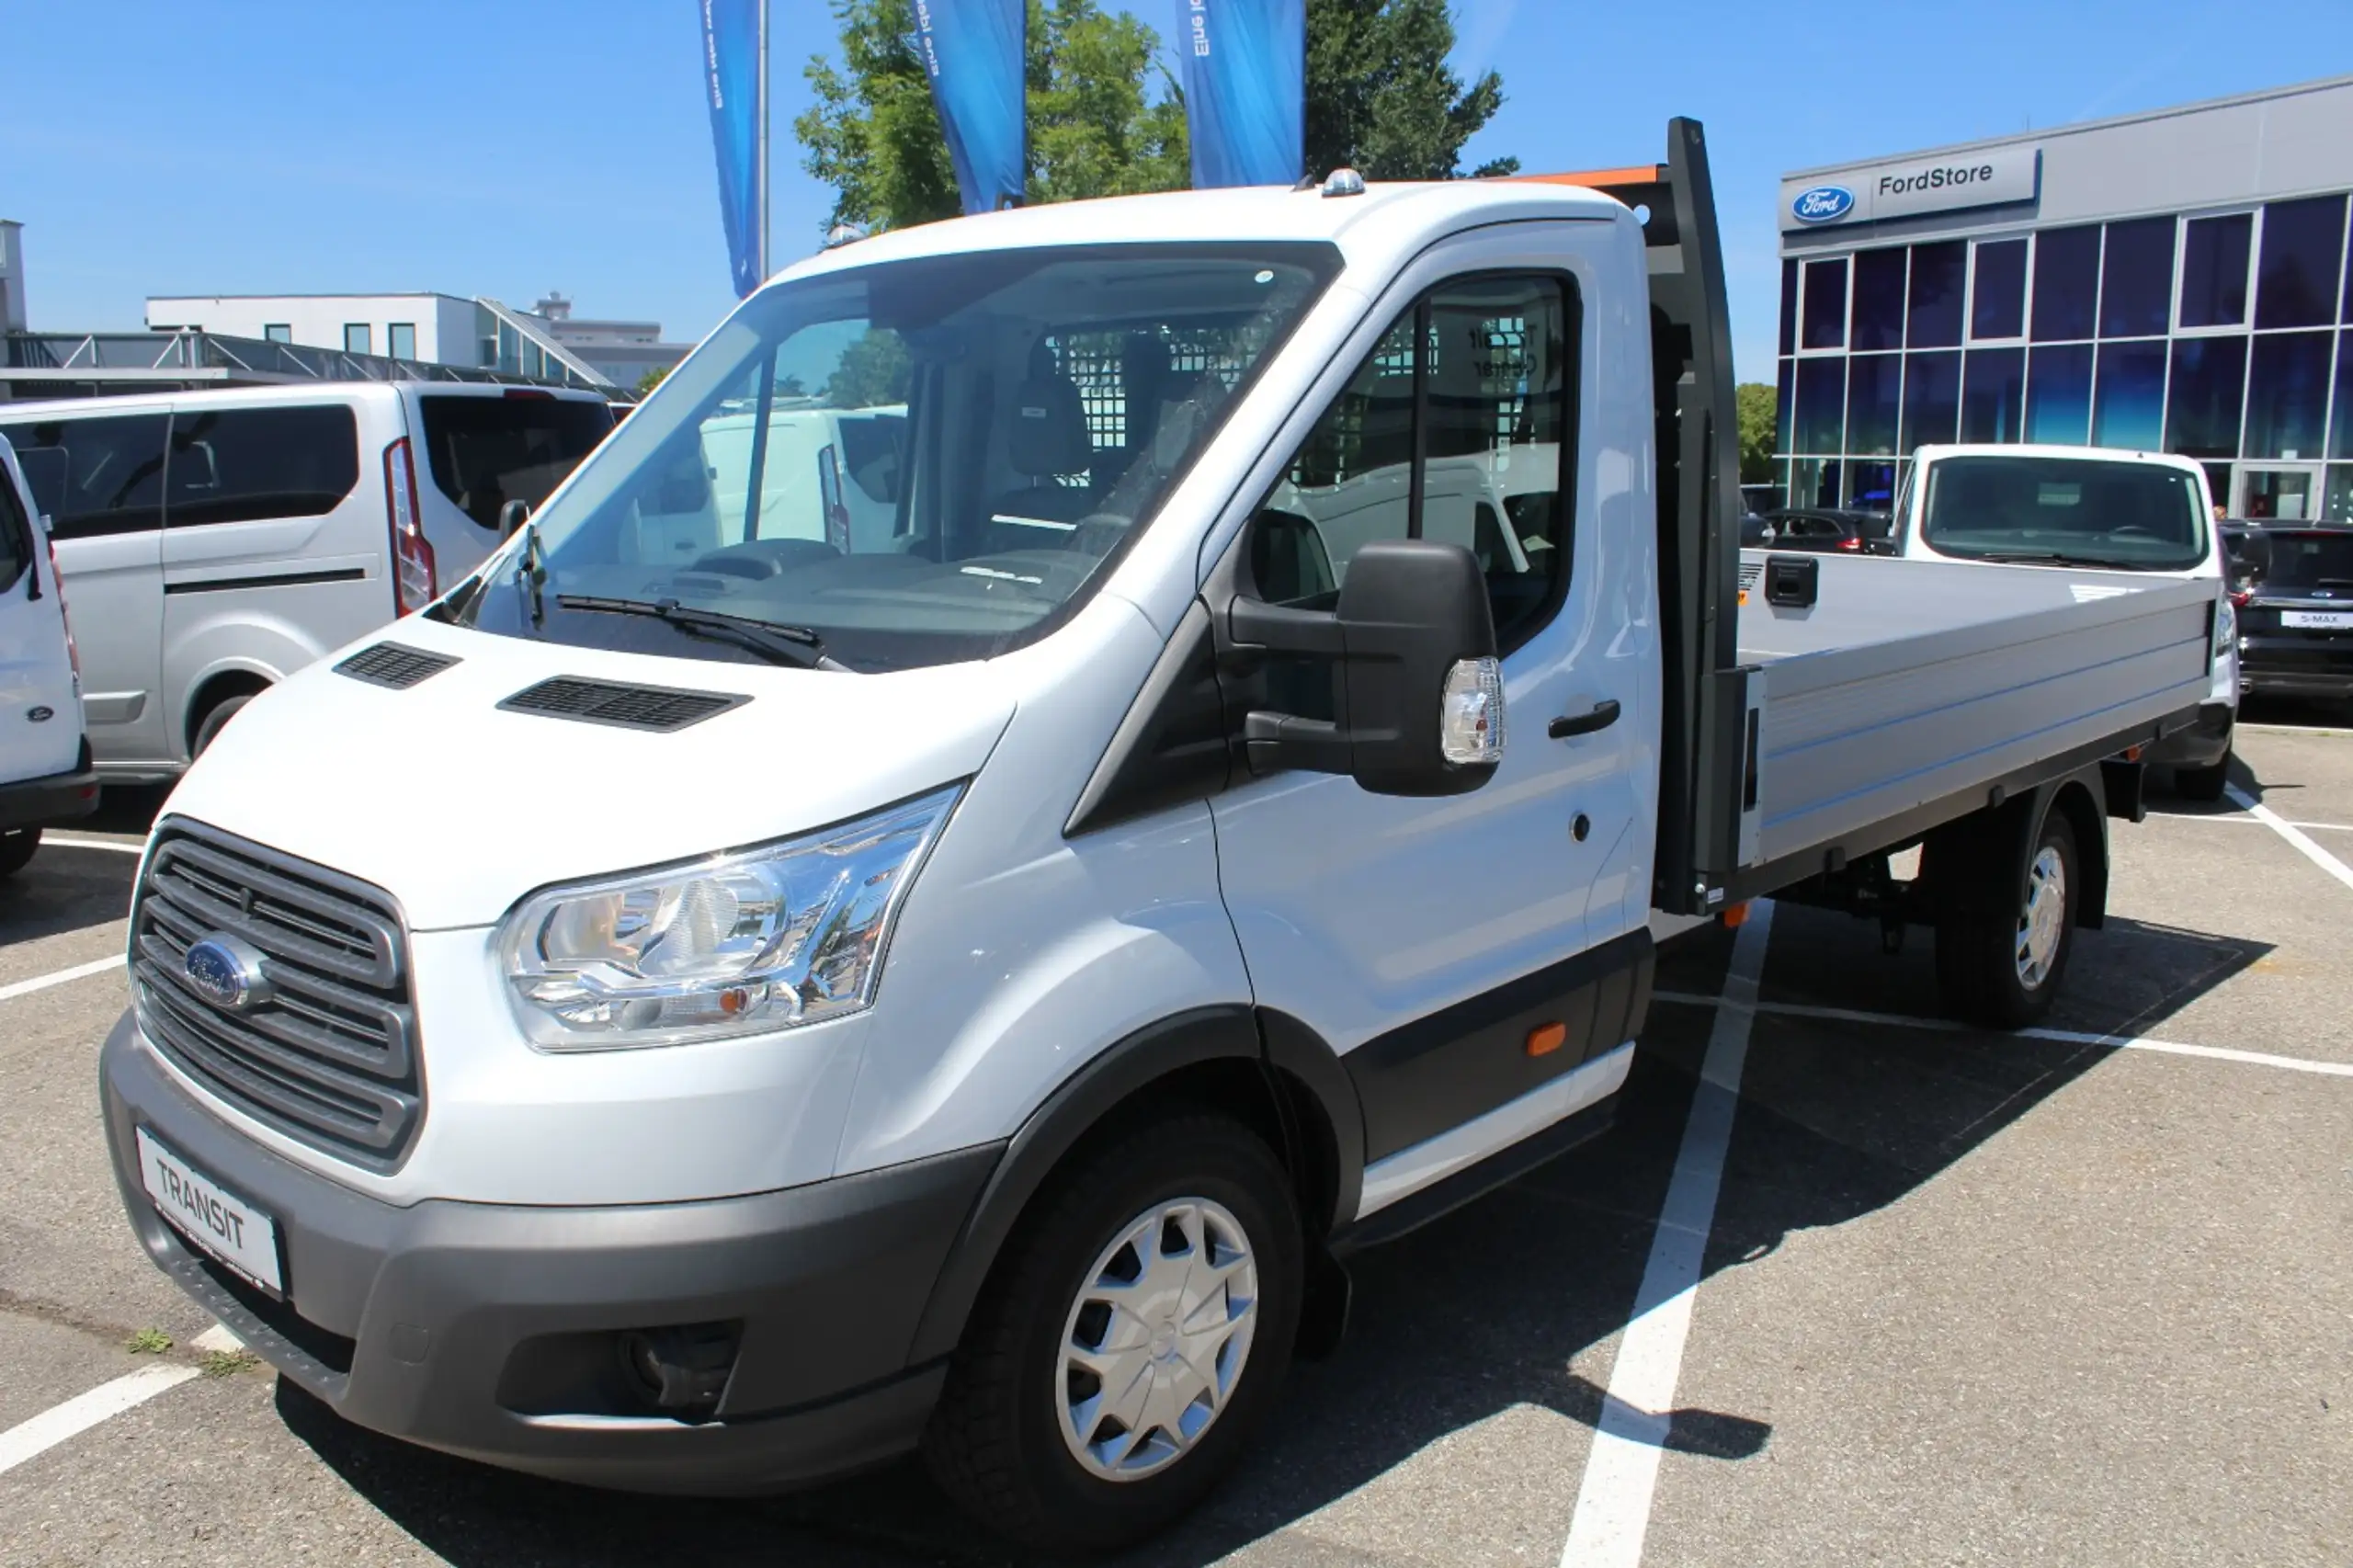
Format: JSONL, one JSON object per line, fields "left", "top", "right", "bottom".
{"left": 2, "top": 329, "right": 611, "bottom": 390}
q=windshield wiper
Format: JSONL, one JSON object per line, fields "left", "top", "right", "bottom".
{"left": 1967, "top": 550, "right": 2151, "bottom": 570}
{"left": 554, "top": 595, "right": 851, "bottom": 672}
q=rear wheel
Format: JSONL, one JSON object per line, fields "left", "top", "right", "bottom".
{"left": 191, "top": 692, "right": 256, "bottom": 757}
{"left": 925, "top": 1113, "right": 1302, "bottom": 1555}
{"left": 1935, "top": 810, "right": 2079, "bottom": 1029}
{"left": 0, "top": 827, "right": 40, "bottom": 879}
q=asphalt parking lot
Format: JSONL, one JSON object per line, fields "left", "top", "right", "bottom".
{"left": 3, "top": 710, "right": 2348, "bottom": 1567}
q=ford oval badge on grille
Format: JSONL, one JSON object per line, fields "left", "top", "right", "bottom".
{"left": 183, "top": 935, "right": 272, "bottom": 1012}
{"left": 1791, "top": 185, "right": 1855, "bottom": 224}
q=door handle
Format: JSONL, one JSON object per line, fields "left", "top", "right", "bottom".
{"left": 1548, "top": 699, "right": 1621, "bottom": 740}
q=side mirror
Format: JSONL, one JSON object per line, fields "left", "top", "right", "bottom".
{"left": 1225, "top": 538, "right": 1503, "bottom": 797}
{"left": 498, "top": 498, "right": 531, "bottom": 538}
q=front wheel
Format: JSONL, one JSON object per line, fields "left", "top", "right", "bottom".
{"left": 0, "top": 827, "right": 40, "bottom": 879}
{"left": 1935, "top": 810, "right": 2079, "bottom": 1029}
{"left": 2174, "top": 747, "right": 2232, "bottom": 803}
{"left": 925, "top": 1113, "right": 1302, "bottom": 1555}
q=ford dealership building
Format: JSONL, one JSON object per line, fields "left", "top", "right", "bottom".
{"left": 1773, "top": 74, "right": 2353, "bottom": 522}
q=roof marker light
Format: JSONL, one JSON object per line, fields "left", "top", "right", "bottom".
{"left": 1322, "top": 168, "right": 1366, "bottom": 199}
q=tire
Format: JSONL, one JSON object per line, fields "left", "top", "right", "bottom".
{"left": 925, "top": 1112, "right": 1302, "bottom": 1555}
{"left": 191, "top": 692, "right": 256, "bottom": 757}
{"left": 0, "top": 827, "right": 40, "bottom": 879}
{"left": 1935, "top": 809, "right": 2078, "bottom": 1029}
{"left": 2174, "top": 748, "right": 2231, "bottom": 803}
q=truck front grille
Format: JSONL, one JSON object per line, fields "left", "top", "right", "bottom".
{"left": 131, "top": 821, "right": 422, "bottom": 1169}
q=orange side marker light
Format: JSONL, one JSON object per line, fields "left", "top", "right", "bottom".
{"left": 1721, "top": 901, "right": 1749, "bottom": 928}
{"left": 1526, "top": 1022, "right": 1569, "bottom": 1058}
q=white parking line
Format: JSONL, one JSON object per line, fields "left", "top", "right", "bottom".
{"left": 1652, "top": 992, "right": 2353, "bottom": 1079}
{"left": 1560, "top": 901, "right": 1774, "bottom": 1568}
{"left": 2224, "top": 784, "right": 2353, "bottom": 893}
{"left": 0, "top": 954, "right": 125, "bottom": 1004}
{"left": 0, "top": 1364, "right": 198, "bottom": 1477}
{"left": 40, "top": 835, "right": 144, "bottom": 856}
{"left": 2145, "top": 812, "right": 2353, "bottom": 833}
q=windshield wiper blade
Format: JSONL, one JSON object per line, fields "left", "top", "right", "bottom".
{"left": 1970, "top": 550, "right": 2143, "bottom": 570}
{"left": 554, "top": 595, "right": 851, "bottom": 671}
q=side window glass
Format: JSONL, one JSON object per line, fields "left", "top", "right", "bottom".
{"left": 1250, "top": 274, "right": 1576, "bottom": 652}
{"left": 0, "top": 415, "right": 168, "bottom": 540}
{"left": 0, "top": 466, "right": 28, "bottom": 592}
{"left": 166, "top": 405, "right": 360, "bottom": 527}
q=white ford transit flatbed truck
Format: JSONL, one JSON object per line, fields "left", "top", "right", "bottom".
{"left": 102, "top": 120, "right": 2217, "bottom": 1551}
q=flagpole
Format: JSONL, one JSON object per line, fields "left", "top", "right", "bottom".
{"left": 756, "top": 0, "right": 770, "bottom": 283}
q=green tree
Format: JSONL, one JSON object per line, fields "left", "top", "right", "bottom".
{"left": 1304, "top": 0, "right": 1516, "bottom": 181}
{"left": 633, "top": 365, "right": 670, "bottom": 397}
{"left": 796, "top": 0, "right": 1187, "bottom": 236}
{"left": 825, "top": 329, "right": 913, "bottom": 407}
{"left": 1735, "top": 381, "right": 1777, "bottom": 484}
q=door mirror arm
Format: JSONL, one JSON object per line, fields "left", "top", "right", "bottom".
{"left": 498, "top": 498, "right": 532, "bottom": 539}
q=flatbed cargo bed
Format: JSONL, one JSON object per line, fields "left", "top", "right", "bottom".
{"left": 1711, "top": 553, "right": 2215, "bottom": 903}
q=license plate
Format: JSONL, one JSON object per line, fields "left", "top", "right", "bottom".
{"left": 2282, "top": 609, "right": 2353, "bottom": 630}
{"left": 136, "top": 1129, "right": 283, "bottom": 1294}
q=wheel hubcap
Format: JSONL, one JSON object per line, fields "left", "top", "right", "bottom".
{"left": 2015, "top": 845, "right": 2067, "bottom": 989}
{"left": 1055, "top": 1196, "right": 1258, "bottom": 1483}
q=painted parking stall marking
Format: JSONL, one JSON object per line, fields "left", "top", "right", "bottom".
{"left": 2225, "top": 783, "right": 2353, "bottom": 894}
{"left": 0, "top": 954, "right": 125, "bottom": 1004}
{"left": 1561, "top": 902, "right": 1775, "bottom": 1568}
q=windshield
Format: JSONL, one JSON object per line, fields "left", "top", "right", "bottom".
{"left": 455, "top": 242, "right": 1340, "bottom": 671}
{"left": 1920, "top": 455, "right": 2208, "bottom": 572}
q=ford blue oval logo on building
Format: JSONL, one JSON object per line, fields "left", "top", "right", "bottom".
{"left": 1791, "top": 185, "right": 1856, "bottom": 224}
{"left": 182, "top": 935, "right": 272, "bottom": 1012}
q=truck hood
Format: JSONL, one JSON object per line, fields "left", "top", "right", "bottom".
{"left": 161, "top": 620, "right": 1017, "bottom": 929}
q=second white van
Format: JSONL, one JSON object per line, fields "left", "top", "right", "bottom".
{"left": 0, "top": 382, "right": 612, "bottom": 779}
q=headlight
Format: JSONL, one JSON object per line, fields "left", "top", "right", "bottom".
{"left": 2215, "top": 596, "right": 2237, "bottom": 659}
{"left": 499, "top": 785, "right": 961, "bottom": 1050}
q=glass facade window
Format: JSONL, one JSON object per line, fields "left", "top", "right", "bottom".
{"left": 1971, "top": 239, "right": 2028, "bottom": 340}
{"left": 1847, "top": 460, "right": 1896, "bottom": 510}
{"left": 1802, "top": 257, "right": 1847, "bottom": 350}
{"left": 1850, "top": 247, "right": 1907, "bottom": 351}
{"left": 1779, "top": 258, "right": 1798, "bottom": 356}
{"left": 1794, "top": 356, "right": 1846, "bottom": 453}
{"left": 1777, "top": 358, "right": 1795, "bottom": 453}
{"left": 1790, "top": 457, "right": 1840, "bottom": 508}
{"left": 1845, "top": 353, "right": 1901, "bottom": 455}
{"left": 2256, "top": 195, "right": 2347, "bottom": 329}
{"left": 2027, "top": 344, "right": 2094, "bottom": 445}
{"left": 2093, "top": 339, "right": 2166, "bottom": 449}
{"left": 343, "top": 323, "right": 371, "bottom": 355}
{"left": 2178, "top": 213, "right": 2253, "bottom": 330}
{"left": 2164, "top": 335, "right": 2245, "bottom": 457}
{"left": 387, "top": 323, "right": 416, "bottom": 360}
{"left": 2100, "top": 217, "right": 2176, "bottom": 337}
{"left": 1901, "top": 350, "right": 1961, "bottom": 451}
{"left": 2331, "top": 333, "right": 2353, "bottom": 460}
{"left": 1961, "top": 347, "right": 2026, "bottom": 442}
{"left": 1907, "top": 241, "right": 1966, "bottom": 348}
{"left": 2327, "top": 465, "right": 2353, "bottom": 523}
{"left": 263, "top": 324, "right": 292, "bottom": 343}
{"left": 2032, "top": 225, "right": 2101, "bottom": 342}
{"left": 2245, "top": 331, "right": 2333, "bottom": 459}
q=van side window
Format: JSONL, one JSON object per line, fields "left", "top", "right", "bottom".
{"left": 416, "top": 394, "right": 614, "bottom": 530}
{"left": 0, "top": 415, "right": 168, "bottom": 540}
{"left": 165, "top": 405, "right": 360, "bottom": 527}
{"left": 1249, "top": 273, "right": 1578, "bottom": 653}
{"left": 0, "top": 464, "right": 29, "bottom": 594}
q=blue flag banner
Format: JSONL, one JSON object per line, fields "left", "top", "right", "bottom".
{"left": 914, "top": 0, "right": 1028, "bottom": 215}
{"left": 701, "top": 0, "right": 762, "bottom": 297}
{"left": 1179, "top": 0, "right": 1305, "bottom": 189}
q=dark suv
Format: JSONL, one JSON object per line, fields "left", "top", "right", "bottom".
{"left": 2225, "top": 521, "right": 2353, "bottom": 702}
{"left": 1760, "top": 507, "right": 1897, "bottom": 556}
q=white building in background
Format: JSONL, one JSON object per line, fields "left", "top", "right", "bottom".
{"left": 143, "top": 290, "right": 692, "bottom": 392}
{"left": 0, "top": 222, "right": 27, "bottom": 332}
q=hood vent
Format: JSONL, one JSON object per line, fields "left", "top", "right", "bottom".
{"left": 336, "top": 642, "right": 460, "bottom": 689}
{"left": 499, "top": 676, "right": 749, "bottom": 733}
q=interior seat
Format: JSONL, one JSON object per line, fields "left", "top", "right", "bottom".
{"left": 988, "top": 345, "right": 1096, "bottom": 551}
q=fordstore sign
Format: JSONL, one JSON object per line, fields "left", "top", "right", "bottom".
{"left": 1779, "top": 146, "right": 2040, "bottom": 231}
{"left": 1791, "top": 186, "right": 1856, "bottom": 224}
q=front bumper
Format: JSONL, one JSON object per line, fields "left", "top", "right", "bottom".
{"left": 2148, "top": 701, "right": 2234, "bottom": 769}
{"left": 0, "top": 759, "right": 98, "bottom": 831}
{"left": 101, "top": 1013, "right": 1002, "bottom": 1494}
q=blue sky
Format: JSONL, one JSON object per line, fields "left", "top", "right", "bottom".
{"left": 6, "top": 1, "right": 2351, "bottom": 381}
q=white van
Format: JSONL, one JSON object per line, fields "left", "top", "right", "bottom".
{"left": 0, "top": 432, "right": 97, "bottom": 875}
{"left": 0, "top": 383, "right": 612, "bottom": 778}
{"left": 1894, "top": 443, "right": 2238, "bottom": 799}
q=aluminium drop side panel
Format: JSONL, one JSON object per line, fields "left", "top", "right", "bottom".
{"left": 1734, "top": 556, "right": 2216, "bottom": 874}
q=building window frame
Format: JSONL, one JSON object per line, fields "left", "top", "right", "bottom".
{"left": 2172, "top": 204, "right": 2259, "bottom": 338}
{"left": 343, "top": 323, "right": 373, "bottom": 356}
{"left": 387, "top": 322, "right": 416, "bottom": 361}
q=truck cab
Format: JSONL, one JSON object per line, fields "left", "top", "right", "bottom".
{"left": 1893, "top": 442, "right": 2238, "bottom": 798}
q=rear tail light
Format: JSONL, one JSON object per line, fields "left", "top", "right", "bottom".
{"left": 44, "top": 531, "right": 80, "bottom": 682}
{"left": 1837, "top": 535, "right": 1861, "bottom": 551}
{"left": 2227, "top": 588, "right": 2252, "bottom": 608}
{"left": 383, "top": 438, "right": 437, "bottom": 616}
